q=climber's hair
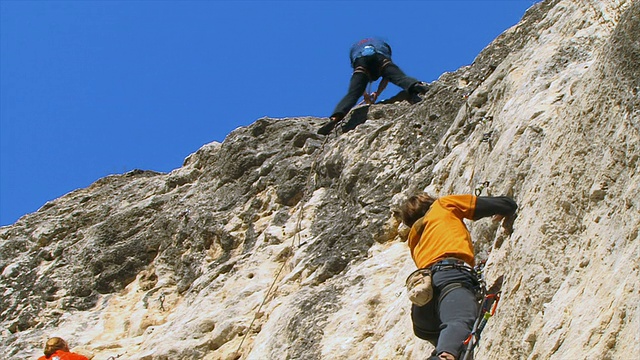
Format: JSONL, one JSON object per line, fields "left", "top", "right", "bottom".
{"left": 399, "top": 193, "right": 437, "bottom": 227}
{"left": 44, "top": 337, "right": 69, "bottom": 357}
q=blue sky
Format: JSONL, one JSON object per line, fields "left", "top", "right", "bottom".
{"left": 0, "top": 1, "right": 537, "bottom": 226}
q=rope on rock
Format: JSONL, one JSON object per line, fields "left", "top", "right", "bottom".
{"left": 234, "top": 130, "right": 333, "bottom": 359}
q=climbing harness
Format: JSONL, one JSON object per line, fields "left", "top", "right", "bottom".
{"left": 433, "top": 259, "right": 484, "bottom": 303}
{"left": 355, "top": 54, "right": 392, "bottom": 106}
{"left": 234, "top": 132, "right": 332, "bottom": 358}
{"left": 354, "top": 65, "right": 370, "bottom": 79}
{"left": 461, "top": 274, "right": 504, "bottom": 360}
{"left": 407, "top": 259, "right": 483, "bottom": 307}
{"left": 420, "top": 258, "right": 500, "bottom": 360}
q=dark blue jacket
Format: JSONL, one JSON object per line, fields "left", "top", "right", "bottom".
{"left": 349, "top": 38, "right": 392, "bottom": 66}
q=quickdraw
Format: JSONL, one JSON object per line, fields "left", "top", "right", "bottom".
{"left": 481, "top": 131, "right": 493, "bottom": 143}
{"left": 474, "top": 181, "right": 491, "bottom": 196}
{"left": 234, "top": 132, "right": 330, "bottom": 358}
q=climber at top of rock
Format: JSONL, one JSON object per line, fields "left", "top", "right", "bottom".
{"left": 318, "top": 37, "right": 429, "bottom": 135}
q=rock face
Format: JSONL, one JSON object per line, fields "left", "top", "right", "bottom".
{"left": 1, "top": 0, "right": 638, "bottom": 359}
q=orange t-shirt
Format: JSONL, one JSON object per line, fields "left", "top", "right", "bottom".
{"left": 38, "top": 350, "right": 89, "bottom": 360}
{"left": 408, "top": 194, "right": 477, "bottom": 269}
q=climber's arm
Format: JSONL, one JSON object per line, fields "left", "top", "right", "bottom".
{"left": 371, "top": 78, "right": 389, "bottom": 102}
{"left": 473, "top": 196, "right": 517, "bottom": 221}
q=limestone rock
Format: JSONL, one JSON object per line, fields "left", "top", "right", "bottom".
{"left": 1, "top": 1, "right": 639, "bottom": 359}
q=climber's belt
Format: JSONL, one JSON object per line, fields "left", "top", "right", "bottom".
{"left": 407, "top": 259, "right": 477, "bottom": 307}
{"left": 430, "top": 258, "right": 474, "bottom": 273}
{"left": 430, "top": 258, "right": 484, "bottom": 302}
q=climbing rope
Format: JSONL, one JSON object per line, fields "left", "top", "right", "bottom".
{"left": 461, "top": 291, "right": 502, "bottom": 360}
{"left": 234, "top": 84, "right": 430, "bottom": 356}
{"left": 234, "top": 131, "right": 333, "bottom": 358}
{"left": 358, "top": 81, "right": 376, "bottom": 106}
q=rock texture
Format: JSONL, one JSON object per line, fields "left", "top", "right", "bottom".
{"left": 1, "top": 1, "right": 638, "bottom": 359}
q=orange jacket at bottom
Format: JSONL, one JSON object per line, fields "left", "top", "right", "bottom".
{"left": 38, "top": 350, "right": 89, "bottom": 360}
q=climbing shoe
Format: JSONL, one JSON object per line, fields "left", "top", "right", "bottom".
{"left": 408, "top": 93, "right": 423, "bottom": 105}
{"left": 318, "top": 116, "right": 343, "bottom": 135}
{"left": 410, "top": 81, "right": 429, "bottom": 95}
{"left": 318, "top": 119, "right": 338, "bottom": 135}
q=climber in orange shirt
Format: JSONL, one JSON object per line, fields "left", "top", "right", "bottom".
{"left": 399, "top": 193, "right": 517, "bottom": 360}
{"left": 38, "top": 337, "right": 90, "bottom": 360}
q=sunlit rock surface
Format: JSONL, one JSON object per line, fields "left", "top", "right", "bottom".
{"left": 1, "top": 1, "right": 638, "bottom": 359}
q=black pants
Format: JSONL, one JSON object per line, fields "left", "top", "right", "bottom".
{"left": 331, "top": 54, "right": 420, "bottom": 119}
{"left": 411, "top": 268, "right": 480, "bottom": 359}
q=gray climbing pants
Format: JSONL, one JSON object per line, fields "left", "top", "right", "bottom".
{"left": 411, "top": 267, "right": 480, "bottom": 358}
